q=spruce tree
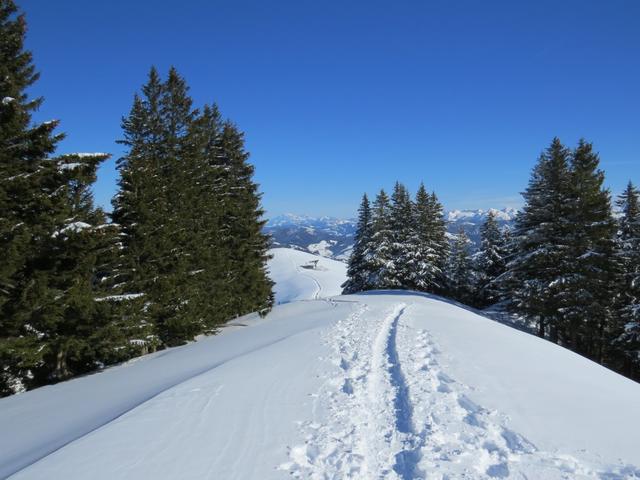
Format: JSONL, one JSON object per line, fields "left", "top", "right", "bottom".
{"left": 343, "top": 193, "right": 375, "bottom": 293}
{"left": 369, "top": 189, "right": 394, "bottom": 289}
{"left": 447, "top": 228, "right": 473, "bottom": 304}
{"left": 507, "top": 138, "right": 572, "bottom": 338}
{"left": 0, "top": 1, "right": 108, "bottom": 393}
{"left": 412, "top": 183, "right": 443, "bottom": 293}
{"left": 613, "top": 182, "right": 640, "bottom": 377}
{"left": 474, "top": 210, "right": 508, "bottom": 307}
{"left": 559, "top": 140, "right": 616, "bottom": 361}
{"left": 216, "top": 120, "right": 274, "bottom": 318}
{"left": 389, "top": 182, "right": 415, "bottom": 289}
{"left": 113, "top": 68, "right": 273, "bottom": 349}
{"left": 428, "top": 192, "right": 450, "bottom": 292}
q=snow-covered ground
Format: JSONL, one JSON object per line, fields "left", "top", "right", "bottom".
{"left": 267, "top": 247, "right": 347, "bottom": 303}
{"left": 1, "top": 253, "right": 640, "bottom": 479}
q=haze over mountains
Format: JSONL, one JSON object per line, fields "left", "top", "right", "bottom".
{"left": 265, "top": 208, "right": 518, "bottom": 260}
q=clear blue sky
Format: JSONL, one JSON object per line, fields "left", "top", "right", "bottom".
{"left": 20, "top": 0, "right": 640, "bottom": 218}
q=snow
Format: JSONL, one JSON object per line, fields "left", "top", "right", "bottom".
{"left": 267, "top": 247, "right": 347, "bottom": 303}
{"left": 307, "top": 239, "right": 337, "bottom": 257}
{"left": 95, "top": 293, "right": 145, "bottom": 302}
{"left": 2, "top": 96, "right": 15, "bottom": 105}
{"left": 447, "top": 207, "right": 518, "bottom": 222}
{"left": 51, "top": 222, "right": 92, "bottom": 238}
{"left": 1, "top": 257, "right": 639, "bottom": 479}
{"left": 58, "top": 162, "right": 83, "bottom": 171}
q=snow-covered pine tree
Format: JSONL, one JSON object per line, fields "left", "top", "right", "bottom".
{"left": 412, "top": 183, "right": 443, "bottom": 293}
{"left": 428, "top": 191, "right": 450, "bottom": 292}
{"left": 343, "top": 193, "right": 374, "bottom": 293}
{"left": 559, "top": 140, "right": 616, "bottom": 362}
{"left": 612, "top": 181, "right": 640, "bottom": 377}
{"left": 507, "top": 138, "right": 573, "bottom": 339}
{"left": 389, "top": 182, "right": 415, "bottom": 289}
{"left": 369, "top": 189, "right": 394, "bottom": 289}
{"left": 474, "top": 210, "right": 508, "bottom": 307}
{"left": 447, "top": 228, "right": 473, "bottom": 304}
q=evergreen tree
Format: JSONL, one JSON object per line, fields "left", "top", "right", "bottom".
{"left": 389, "top": 182, "right": 415, "bottom": 289}
{"left": 428, "top": 191, "right": 450, "bottom": 292}
{"left": 369, "top": 189, "right": 394, "bottom": 289}
{"left": 0, "top": 1, "right": 108, "bottom": 394}
{"left": 613, "top": 181, "right": 640, "bottom": 377}
{"left": 447, "top": 228, "right": 473, "bottom": 303}
{"left": 507, "top": 138, "right": 572, "bottom": 338}
{"left": 559, "top": 140, "right": 616, "bottom": 361}
{"left": 343, "top": 193, "right": 375, "bottom": 293}
{"left": 113, "top": 68, "right": 272, "bottom": 349}
{"left": 216, "top": 120, "right": 274, "bottom": 318}
{"left": 474, "top": 210, "right": 507, "bottom": 307}
{"left": 412, "top": 183, "right": 444, "bottom": 293}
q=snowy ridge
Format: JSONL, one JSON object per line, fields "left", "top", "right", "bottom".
{"left": 2, "top": 290, "right": 639, "bottom": 479}
{"left": 279, "top": 293, "right": 640, "bottom": 480}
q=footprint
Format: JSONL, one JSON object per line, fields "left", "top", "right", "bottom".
{"left": 342, "top": 378, "right": 354, "bottom": 395}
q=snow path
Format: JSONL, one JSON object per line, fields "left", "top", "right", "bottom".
{"left": 268, "top": 248, "right": 346, "bottom": 304}
{"left": 280, "top": 298, "right": 640, "bottom": 480}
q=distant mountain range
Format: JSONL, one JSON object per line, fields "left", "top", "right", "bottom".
{"left": 265, "top": 208, "right": 517, "bottom": 261}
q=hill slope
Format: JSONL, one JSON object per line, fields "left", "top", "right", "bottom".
{"left": 1, "top": 289, "right": 639, "bottom": 479}
{"left": 267, "top": 247, "right": 347, "bottom": 303}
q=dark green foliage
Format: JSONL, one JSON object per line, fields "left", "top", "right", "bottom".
{"left": 447, "top": 228, "right": 474, "bottom": 304}
{"left": 474, "top": 210, "right": 508, "bottom": 307}
{"left": 113, "top": 67, "right": 273, "bottom": 349}
{"left": 507, "top": 138, "right": 573, "bottom": 338}
{"left": 0, "top": 3, "right": 272, "bottom": 395}
{"left": 505, "top": 138, "right": 626, "bottom": 372}
{"left": 559, "top": 140, "right": 616, "bottom": 361}
{"left": 342, "top": 194, "right": 375, "bottom": 293}
{"left": 343, "top": 182, "right": 449, "bottom": 295}
{"left": 613, "top": 182, "right": 640, "bottom": 377}
{"left": 0, "top": 1, "right": 110, "bottom": 393}
{"left": 413, "top": 184, "right": 447, "bottom": 293}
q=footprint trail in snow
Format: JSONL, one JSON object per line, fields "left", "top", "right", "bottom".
{"left": 280, "top": 301, "right": 640, "bottom": 480}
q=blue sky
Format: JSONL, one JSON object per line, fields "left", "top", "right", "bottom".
{"left": 21, "top": 0, "right": 640, "bottom": 218}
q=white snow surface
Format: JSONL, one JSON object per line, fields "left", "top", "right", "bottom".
{"left": 1, "top": 257, "right": 640, "bottom": 479}
{"left": 267, "top": 247, "right": 347, "bottom": 303}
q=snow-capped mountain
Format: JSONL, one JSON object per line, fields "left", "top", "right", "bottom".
{"left": 265, "top": 214, "right": 357, "bottom": 260}
{"left": 265, "top": 208, "right": 517, "bottom": 260}
{"left": 446, "top": 207, "right": 517, "bottom": 246}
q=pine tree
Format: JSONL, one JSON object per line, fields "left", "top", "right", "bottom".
{"left": 343, "top": 193, "right": 375, "bottom": 293}
{"left": 613, "top": 181, "right": 640, "bottom": 377}
{"left": 369, "top": 189, "right": 394, "bottom": 289}
{"left": 447, "top": 228, "right": 473, "bottom": 304}
{"left": 389, "top": 182, "right": 415, "bottom": 289}
{"left": 113, "top": 68, "right": 273, "bottom": 349}
{"left": 474, "top": 210, "right": 507, "bottom": 307}
{"left": 412, "top": 183, "right": 444, "bottom": 293}
{"left": 216, "top": 120, "right": 274, "bottom": 318}
{"left": 558, "top": 140, "right": 616, "bottom": 361}
{"left": 507, "top": 138, "right": 573, "bottom": 338}
{"left": 0, "top": 1, "right": 109, "bottom": 394}
{"left": 428, "top": 192, "right": 450, "bottom": 292}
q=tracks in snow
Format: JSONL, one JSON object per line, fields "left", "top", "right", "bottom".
{"left": 280, "top": 300, "right": 638, "bottom": 479}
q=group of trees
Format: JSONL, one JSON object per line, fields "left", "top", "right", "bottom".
{"left": 343, "top": 182, "right": 449, "bottom": 295}
{"left": 0, "top": 1, "right": 272, "bottom": 396}
{"left": 344, "top": 139, "right": 640, "bottom": 381}
{"left": 505, "top": 139, "right": 639, "bottom": 379}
